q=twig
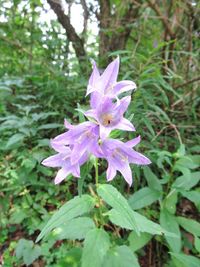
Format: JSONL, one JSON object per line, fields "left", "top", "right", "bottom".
{"left": 174, "top": 76, "right": 200, "bottom": 89}
{"left": 151, "top": 124, "right": 182, "bottom": 144}
{"left": 146, "top": 0, "right": 175, "bottom": 38}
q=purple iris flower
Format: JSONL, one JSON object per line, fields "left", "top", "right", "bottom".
{"left": 87, "top": 57, "right": 136, "bottom": 108}
{"left": 100, "top": 136, "right": 151, "bottom": 186}
{"left": 85, "top": 95, "right": 135, "bottom": 140}
{"left": 42, "top": 141, "right": 88, "bottom": 184}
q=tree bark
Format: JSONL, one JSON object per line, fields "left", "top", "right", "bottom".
{"left": 98, "top": 0, "right": 140, "bottom": 65}
{"left": 47, "top": 0, "right": 86, "bottom": 72}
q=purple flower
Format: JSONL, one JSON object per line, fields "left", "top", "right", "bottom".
{"left": 100, "top": 136, "right": 151, "bottom": 186}
{"left": 42, "top": 141, "right": 88, "bottom": 184}
{"left": 87, "top": 57, "right": 136, "bottom": 108}
{"left": 52, "top": 121, "right": 102, "bottom": 164}
{"left": 41, "top": 57, "right": 151, "bottom": 186}
{"left": 85, "top": 95, "right": 135, "bottom": 140}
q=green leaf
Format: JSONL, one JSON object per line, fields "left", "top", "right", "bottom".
{"left": 16, "top": 239, "right": 41, "bottom": 266}
{"left": 97, "top": 184, "right": 140, "bottom": 234}
{"left": 38, "top": 123, "right": 62, "bottom": 130}
{"left": 170, "top": 253, "right": 200, "bottom": 267}
{"left": 53, "top": 217, "right": 95, "bottom": 240}
{"left": 128, "top": 231, "right": 152, "bottom": 252}
{"left": 103, "top": 245, "right": 140, "bottom": 267}
{"left": 175, "top": 144, "right": 186, "bottom": 157}
{"left": 174, "top": 156, "right": 199, "bottom": 170}
{"left": 81, "top": 228, "right": 110, "bottom": 267}
{"left": 172, "top": 172, "right": 200, "bottom": 190}
{"left": 6, "top": 133, "right": 25, "bottom": 149}
{"left": 164, "top": 190, "right": 178, "bottom": 214}
{"left": 36, "top": 194, "right": 95, "bottom": 242}
{"left": 129, "top": 187, "right": 161, "bottom": 210}
{"left": 160, "top": 210, "right": 181, "bottom": 252}
{"left": 176, "top": 217, "right": 200, "bottom": 236}
{"left": 9, "top": 208, "right": 27, "bottom": 224}
{"left": 180, "top": 191, "right": 200, "bottom": 210}
{"left": 97, "top": 184, "right": 166, "bottom": 236}
{"left": 143, "top": 167, "right": 162, "bottom": 192}
{"left": 194, "top": 236, "right": 200, "bottom": 252}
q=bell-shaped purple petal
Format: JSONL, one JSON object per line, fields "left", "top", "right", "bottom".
{"left": 42, "top": 154, "right": 63, "bottom": 168}
{"left": 126, "top": 136, "right": 141, "bottom": 147}
{"left": 87, "top": 95, "right": 134, "bottom": 139}
{"left": 112, "top": 80, "right": 137, "bottom": 96}
{"left": 54, "top": 166, "right": 71, "bottom": 184}
{"left": 116, "top": 118, "right": 135, "bottom": 131}
{"left": 100, "top": 138, "right": 151, "bottom": 186}
{"left": 86, "top": 57, "right": 136, "bottom": 100}
{"left": 100, "top": 57, "right": 119, "bottom": 93}
{"left": 87, "top": 60, "right": 100, "bottom": 95}
{"left": 106, "top": 162, "right": 117, "bottom": 182}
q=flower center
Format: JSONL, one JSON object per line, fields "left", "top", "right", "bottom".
{"left": 101, "top": 113, "right": 113, "bottom": 126}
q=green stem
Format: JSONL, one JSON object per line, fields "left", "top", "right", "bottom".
{"left": 95, "top": 158, "right": 99, "bottom": 186}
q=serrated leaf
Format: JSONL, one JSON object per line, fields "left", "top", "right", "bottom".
{"left": 128, "top": 231, "right": 152, "bottom": 252}
{"left": 97, "top": 184, "right": 166, "bottom": 236}
{"left": 53, "top": 217, "right": 95, "bottom": 240}
{"left": 16, "top": 239, "right": 41, "bottom": 266}
{"left": 176, "top": 217, "right": 200, "bottom": 236}
{"left": 81, "top": 228, "right": 110, "bottom": 267}
{"left": 160, "top": 210, "right": 181, "bottom": 252}
{"left": 129, "top": 187, "right": 161, "bottom": 210}
{"left": 36, "top": 194, "right": 95, "bottom": 242}
{"left": 103, "top": 245, "right": 140, "bottom": 267}
{"left": 97, "top": 184, "right": 139, "bottom": 234}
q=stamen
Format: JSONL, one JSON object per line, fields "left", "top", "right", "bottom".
{"left": 101, "top": 113, "right": 113, "bottom": 126}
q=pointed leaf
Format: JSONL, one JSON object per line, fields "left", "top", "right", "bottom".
{"left": 36, "top": 194, "right": 95, "bottom": 242}
{"left": 97, "top": 184, "right": 139, "bottom": 234}
{"left": 129, "top": 187, "right": 161, "bottom": 210}
{"left": 143, "top": 168, "right": 162, "bottom": 192}
{"left": 128, "top": 231, "right": 152, "bottom": 252}
{"left": 176, "top": 217, "right": 200, "bottom": 236}
{"left": 97, "top": 184, "right": 166, "bottom": 236}
{"left": 170, "top": 253, "right": 200, "bottom": 267}
{"left": 160, "top": 210, "right": 181, "bottom": 252}
{"left": 81, "top": 228, "right": 110, "bottom": 267}
{"left": 53, "top": 217, "right": 95, "bottom": 240}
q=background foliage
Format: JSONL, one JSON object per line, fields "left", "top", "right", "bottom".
{"left": 0, "top": 0, "right": 199, "bottom": 266}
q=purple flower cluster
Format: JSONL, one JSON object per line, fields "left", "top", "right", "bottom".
{"left": 42, "top": 57, "right": 151, "bottom": 186}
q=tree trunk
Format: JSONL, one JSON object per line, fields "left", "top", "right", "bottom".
{"left": 47, "top": 0, "right": 87, "bottom": 73}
